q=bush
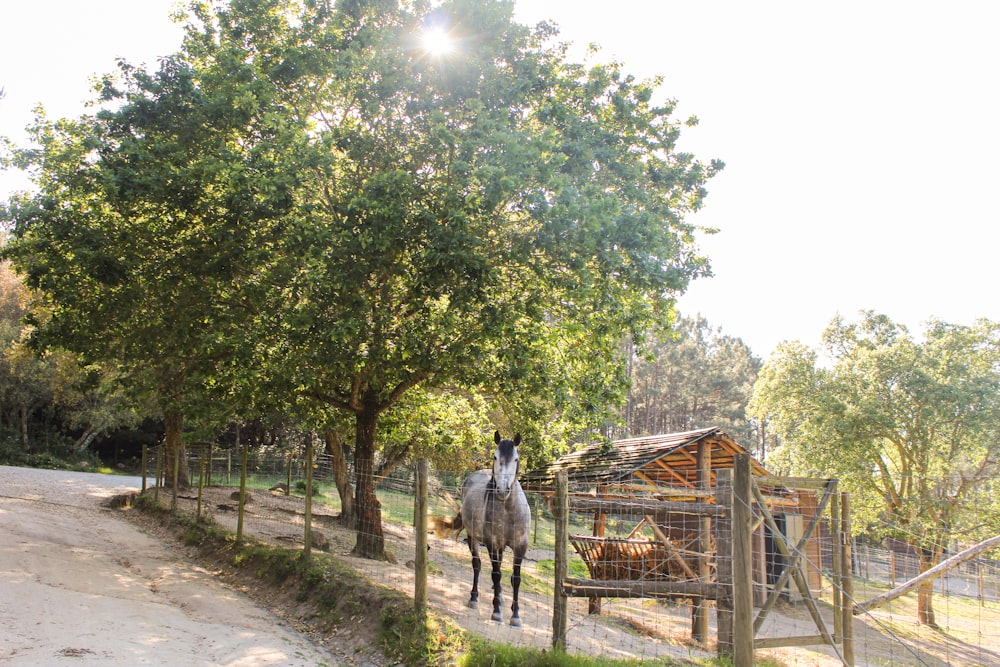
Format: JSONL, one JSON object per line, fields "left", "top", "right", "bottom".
{"left": 293, "top": 479, "right": 321, "bottom": 496}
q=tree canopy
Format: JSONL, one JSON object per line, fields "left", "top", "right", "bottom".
{"left": 3, "top": 0, "right": 721, "bottom": 558}
{"left": 749, "top": 311, "right": 1000, "bottom": 625}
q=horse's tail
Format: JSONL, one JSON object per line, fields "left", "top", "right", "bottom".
{"left": 430, "top": 512, "right": 463, "bottom": 539}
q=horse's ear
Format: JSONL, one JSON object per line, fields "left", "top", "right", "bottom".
{"left": 494, "top": 431, "right": 501, "bottom": 445}
{"left": 513, "top": 433, "right": 522, "bottom": 447}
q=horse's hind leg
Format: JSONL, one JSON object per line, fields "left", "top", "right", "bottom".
{"left": 489, "top": 547, "right": 504, "bottom": 623}
{"left": 467, "top": 540, "right": 481, "bottom": 609}
{"left": 510, "top": 551, "right": 524, "bottom": 627}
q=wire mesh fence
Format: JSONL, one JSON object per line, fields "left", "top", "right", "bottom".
{"left": 140, "top": 444, "right": 1000, "bottom": 666}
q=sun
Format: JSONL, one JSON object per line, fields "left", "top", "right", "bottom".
{"left": 421, "top": 26, "right": 455, "bottom": 56}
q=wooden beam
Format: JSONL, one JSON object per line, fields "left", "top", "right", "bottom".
{"left": 648, "top": 461, "right": 697, "bottom": 488}
{"left": 563, "top": 578, "right": 718, "bottom": 599}
{"left": 716, "top": 469, "right": 734, "bottom": 658}
{"left": 569, "top": 496, "right": 726, "bottom": 517}
{"left": 855, "top": 534, "right": 1000, "bottom": 615}
{"left": 732, "top": 454, "right": 754, "bottom": 667}
{"left": 673, "top": 446, "right": 699, "bottom": 464}
{"left": 693, "top": 437, "right": 712, "bottom": 643}
{"left": 646, "top": 515, "right": 698, "bottom": 579}
{"left": 755, "top": 634, "right": 832, "bottom": 649}
{"left": 767, "top": 476, "right": 837, "bottom": 490}
{"left": 552, "top": 471, "right": 569, "bottom": 651}
{"left": 654, "top": 487, "right": 715, "bottom": 500}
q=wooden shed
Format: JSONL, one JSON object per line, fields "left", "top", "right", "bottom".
{"left": 523, "top": 427, "right": 824, "bottom": 604}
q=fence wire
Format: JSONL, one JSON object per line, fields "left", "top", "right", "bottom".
{"left": 142, "top": 446, "right": 1000, "bottom": 666}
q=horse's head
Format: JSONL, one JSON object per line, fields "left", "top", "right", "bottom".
{"left": 491, "top": 430, "right": 522, "bottom": 501}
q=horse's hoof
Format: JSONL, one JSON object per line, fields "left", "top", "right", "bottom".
{"left": 491, "top": 611, "right": 503, "bottom": 623}
{"left": 467, "top": 600, "right": 478, "bottom": 609}
{"left": 510, "top": 616, "right": 522, "bottom": 628}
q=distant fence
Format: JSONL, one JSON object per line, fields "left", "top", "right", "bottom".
{"left": 851, "top": 542, "right": 1000, "bottom": 603}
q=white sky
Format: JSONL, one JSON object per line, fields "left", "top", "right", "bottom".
{"left": 2, "top": 1, "right": 998, "bottom": 358}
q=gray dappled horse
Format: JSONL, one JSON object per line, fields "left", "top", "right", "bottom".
{"left": 453, "top": 431, "right": 531, "bottom": 626}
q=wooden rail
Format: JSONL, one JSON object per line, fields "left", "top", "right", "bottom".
{"left": 562, "top": 578, "right": 718, "bottom": 599}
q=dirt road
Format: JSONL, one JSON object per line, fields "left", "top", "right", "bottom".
{"left": 0, "top": 465, "right": 337, "bottom": 666}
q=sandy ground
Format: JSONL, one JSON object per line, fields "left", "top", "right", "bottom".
{"left": 0, "top": 466, "right": 338, "bottom": 667}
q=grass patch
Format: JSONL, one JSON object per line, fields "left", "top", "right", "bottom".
{"left": 537, "top": 556, "right": 592, "bottom": 579}
{"left": 458, "top": 642, "right": 735, "bottom": 667}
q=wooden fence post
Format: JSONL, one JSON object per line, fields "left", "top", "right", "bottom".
{"left": 197, "top": 449, "right": 206, "bottom": 521}
{"left": 732, "top": 454, "right": 754, "bottom": 667}
{"left": 171, "top": 441, "right": 180, "bottom": 510}
{"left": 841, "top": 492, "right": 855, "bottom": 666}
{"left": 415, "top": 458, "right": 429, "bottom": 615}
{"left": 552, "top": 471, "right": 569, "bottom": 651}
{"left": 304, "top": 434, "right": 314, "bottom": 561}
{"left": 692, "top": 438, "right": 711, "bottom": 643}
{"left": 831, "top": 491, "right": 842, "bottom": 642}
{"left": 154, "top": 446, "right": 163, "bottom": 502}
{"left": 237, "top": 428, "right": 248, "bottom": 546}
{"left": 716, "top": 468, "right": 733, "bottom": 658}
{"left": 207, "top": 441, "right": 214, "bottom": 487}
{"left": 533, "top": 494, "right": 540, "bottom": 546}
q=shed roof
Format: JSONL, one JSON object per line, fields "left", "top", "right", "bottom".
{"left": 522, "top": 427, "right": 769, "bottom": 495}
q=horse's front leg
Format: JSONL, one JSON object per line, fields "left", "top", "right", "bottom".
{"left": 467, "top": 540, "right": 481, "bottom": 609}
{"left": 489, "top": 547, "right": 504, "bottom": 623}
{"left": 510, "top": 551, "right": 524, "bottom": 627}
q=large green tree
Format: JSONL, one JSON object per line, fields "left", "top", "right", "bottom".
{"left": 4, "top": 0, "right": 720, "bottom": 559}
{"left": 749, "top": 312, "right": 1000, "bottom": 626}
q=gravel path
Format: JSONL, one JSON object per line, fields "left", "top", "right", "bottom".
{"left": 0, "top": 466, "right": 338, "bottom": 666}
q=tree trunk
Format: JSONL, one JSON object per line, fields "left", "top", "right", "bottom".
{"left": 324, "top": 427, "right": 355, "bottom": 526}
{"left": 374, "top": 439, "right": 411, "bottom": 480}
{"left": 351, "top": 393, "right": 385, "bottom": 559}
{"left": 19, "top": 402, "right": 29, "bottom": 450}
{"left": 916, "top": 545, "right": 941, "bottom": 627}
{"left": 164, "top": 409, "right": 189, "bottom": 488}
{"left": 73, "top": 426, "right": 99, "bottom": 452}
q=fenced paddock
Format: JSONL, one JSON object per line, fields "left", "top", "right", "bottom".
{"left": 143, "top": 444, "right": 1000, "bottom": 666}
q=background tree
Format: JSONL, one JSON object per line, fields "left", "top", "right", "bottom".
{"left": 0, "top": 259, "right": 138, "bottom": 457}
{"left": 0, "top": 258, "right": 34, "bottom": 445}
{"left": 622, "top": 314, "right": 761, "bottom": 449}
{"left": 749, "top": 311, "right": 1000, "bottom": 626}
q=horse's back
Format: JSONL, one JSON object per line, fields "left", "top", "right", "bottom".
{"left": 462, "top": 469, "right": 492, "bottom": 495}
{"left": 460, "top": 470, "right": 492, "bottom": 540}
{"left": 505, "top": 483, "right": 531, "bottom": 554}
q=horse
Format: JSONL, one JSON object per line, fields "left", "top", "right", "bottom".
{"left": 448, "top": 431, "right": 531, "bottom": 626}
